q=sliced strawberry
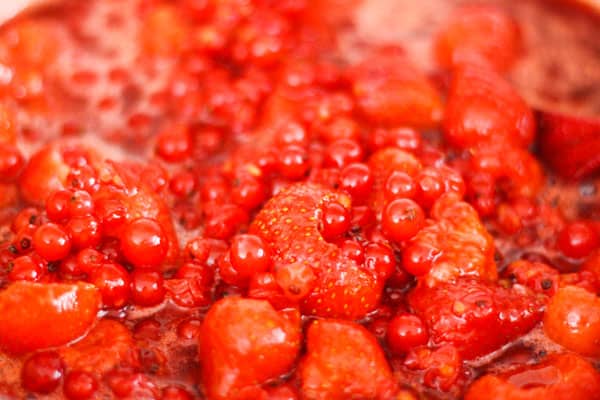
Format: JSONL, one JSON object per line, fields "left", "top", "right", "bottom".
{"left": 367, "top": 147, "right": 422, "bottom": 214}
{"left": 434, "top": 5, "right": 520, "bottom": 72}
{"left": 250, "top": 183, "right": 383, "bottom": 319}
{"left": 444, "top": 64, "right": 535, "bottom": 149}
{"left": 199, "top": 297, "right": 301, "bottom": 400}
{"left": 300, "top": 319, "right": 396, "bottom": 400}
{"left": 539, "top": 111, "right": 600, "bottom": 180}
{"left": 60, "top": 319, "right": 139, "bottom": 374}
{"left": 409, "top": 278, "right": 544, "bottom": 359}
{"left": 402, "top": 193, "right": 497, "bottom": 286}
{"left": 0, "top": 282, "right": 100, "bottom": 354}
{"left": 18, "top": 143, "right": 71, "bottom": 205}
{"left": 465, "top": 354, "right": 600, "bottom": 400}
{"left": 350, "top": 48, "right": 443, "bottom": 129}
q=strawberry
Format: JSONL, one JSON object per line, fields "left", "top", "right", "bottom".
{"left": 0, "top": 282, "right": 100, "bottom": 354}
{"left": 350, "top": 48, "right": 443, "bottom": 129}
{"left": 367, "top": 147, "right": 422, "bottom": 214}
{"left": 402, "top": 193, "right": 497, "bottom": 285}
{"left": 60, "top": 319, "right": 139, "bottom": 374}
{"left": 434, "top": 5, "right": 520, "bottom": 72}
{"left": 18, "top": 143, "right": 71, "bottom": 205}
{"left": 408, "top": 278, "right": 544, "bottom": 359}
{"left": 444, "top": 64, "right": 535, "bottom": 149}
{"left": 250, "top": 183, "right": 383, "bottom": 319}
{"left": 539, "top": 111, "right": 600, "bottom": 180}
{"left": 199, "top": 297, "right": 301, "bottom": 400}
{"left": 299, "top": 319, "right": 396, "bottom": 400}
{"left": 465, "top": 354, "right": 600, "bottom": 400}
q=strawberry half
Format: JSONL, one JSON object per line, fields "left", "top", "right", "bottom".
{"left": 0, "top": 282, "right": 101, "bottom": 354}
{"left": 539, "top": 111, "right": 600, "bottom": 180}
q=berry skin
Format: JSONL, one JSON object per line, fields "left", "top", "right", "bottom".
{"left": 0, "top": 142, "right": 24, "bottom": 183}
{"left": 229, "top": 234, "right": 272, "bottom": 282}
{"left": 130, "top": 270, "right": 165, "bottom": 307}
{"left": 382, "top": 198, "right": 425, "bottom": 243}
{"left": 155, "top": 124, "right": 192, "bottom": 162}
{"left": 324, "top": 139, "right": 364, "bottom": 168}
{"left": 465, "top": 354, "right": 600, "bottom": 400}
{"left": 409, "top": 278, "right": 544, "bottom": 359}
{"left": 8, "top": 255, "right": 45, "bottom": 282}
{"left": 387, "top": 314, "right": 429, "bottom": 355}
{"left": 21, "top": 351, "right": 64, "bottom": 394}
{"left": 120, "top": 218, "right": 169, "bottom": 269}
{"left": 64, "top": 370, "right": 98, "bottom": 400}
{"left": 384, "top": 171, "right": 417, "bottom": 201}
{"left": 88, "top": 263, "right": 131, "bottom": 308}
{"left": 277, "top": 144, "right": 310, "bottom": 180}
{"left": 33, "top": 222, "right": 72, "bottom": 261}
{"left": 199, "top": 297, "right": 301, "bottom": 400}
{"left": 66, "top": 215, "right": 102, "bottom": 249}
{"left": 300, "top": 319, "right": 396, "bottom": 400}
{"left": 0, "top": 282, "right": 100, "bottom": 354}
{"left": 557, "top": 221, "right": 599, "bottom": 259}
{"left": 251, "top": 183, "right": 383, "bottom": 319}
{"left": 275, "top": 262, "right": 316, "bottom": 301}
{"left": 339, "top": 162, "right": 373, "bottom": 204}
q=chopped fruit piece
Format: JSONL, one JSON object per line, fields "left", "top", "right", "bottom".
{"left": 404, "top": 345, "right": 462, "bottom": 392}
{"left": 409, "top": 279, "right": 544, "bottom": 359}
{"left": 444, "top": 65, "right": 535, "bottom": 149}
{"left": 0, "top": 282, "right": 100, "bottom": 354}
{"left": 465, "top": 354, "right": 600, "bottom": 400}
{"left": 199, "top": 297, "right": 301, "bottom": 400}
{"left": 300, "top": 319, "right": 396, "bottom": 400}
{"left": 539, "top": 112, "right": 600, "bottom": 180}
{"left": 350, "top": 49, "right": 443, "bottom": 129}
{"left": 543, "top": 285, "right": 600, "bottom": 357}
{"left": 18, "top": 144, "right": 71, "bottom": 205}
{"left": 435, "top": 5, "right": 520, "bottom": 71}
{"left": 402, "top": 194, "right": 496, "bottom": 285}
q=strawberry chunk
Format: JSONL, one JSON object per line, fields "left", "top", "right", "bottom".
{"left": 199, "top": 297, "right": 301, "bottom": 400}
{"left": 60, "top": 319, "right": 139, "bottom": 374}
{"left": 18, "top": 143, "right": 71, "bottom": 205}
{"left": 444, "top": 65, "right": 535, "bottom": 149}
{"left": 350, "top": 49, "right": 443, "bottom": 129}
{"left": 408, "top": 279, "right": 544, "bottom": 359}
{"left": 402, "top": 193, "right": 497, "bottom": 285}
{"left": 251, "top": 183, "right": 383, "bottom": 319}
{"left": 300, "top": 319, "right": 396, "bottom": 400}
{"left": 435, "top": 5, "right": 520, "bottom": 72}
{"left": 0, "top": 282, "right": 100, "bottom": 354}
{"left": 539, "top": 111, "right": 600, "bottom": 180}
{"left": 465, "top": 354, "right": 600, "bottom": 400}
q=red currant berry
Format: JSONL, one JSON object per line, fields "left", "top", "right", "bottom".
{"left": 120, "top": 218, "right": 168, "bottom": 269}
{"left": 169, "top": 171, "right": 196, "bottom": 198}
{"left": 46, "top": 189, "right": 73, "bottom": 222}
{"left": 231, "top": 175, "right": 267, "bottom": 210}
{"left": 382, "top": 199, "right": 425, "bottom": 243}
{"left": 339, "top": 163, "right": 373, "bottom": 204}
{"left": 275, "top": 262, "right": 316, "bottom": 301}
{"left": 0, "top": 142, "right": 24, "bottom": 183}
{"left": 21, "top": 351, "right": 64, "bottom": 394}
{"left": 324, "top": 139, "right": 364, "bottom": 168}
{"left": 88, "top": 263, "right": 131, "bottom": 308}
{"left": 558, "top": 221, "right": 599, "bottom": 259}
{"left": 277, "top": 144, "right": 309, "bottom": 180}
{"left": 155, "top": 124, "right": 192, "bottom": 162}
{"left": 66, "top": 215, "right": 102, "bottom": 249}
{"left": 387, "top": 314, "right": 429, "bottom": 354}
{"left": 63, "top": 370, "right": 98, "bottom": 400}
{"left": 130, "top": 270, "right": 165, "bottom": 307}
{"left": 320, "top": 201, "right": 351, "bottom": 240}
{"left": 9, "top": 255, "right": 45, "bottom": 282}
{"left": 33, "top": 223, "right": 72, "bottom": 261}
{"left": 229, "top": 234, "right": 271, "bottom": 282}
{"left": 364, "top": 242, "right": 396, "bottom": 280}
{"left": 11, "top": 207, "right": 40, "bottom": 233}
{"left": 384, "top": 171, "right": 417, "bottom": 200}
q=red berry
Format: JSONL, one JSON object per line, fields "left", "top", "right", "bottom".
{"left": 130, "top": 270, "right": 165, "bottom": 306}
{"left": 88, "top": 263, "right": 131, "bottom": 308}
{"left": 169, "top": 171, "right": 196, "bottom": 198}
{"left": 558, "top": 221, "right": 599, "bottom": 259}
{"left": 341, "top": 239, "right": 365, "bottom": 264}
{"left": 156, "top": 124, "right": 192, "bottom": 162}
{"left": 0, "top": 142, "right": 24, "bottom": 183}
{"left": 21, "top": 351, "right": 64, "bottom": 394}
{"left": 68, "top": 190, "right": 95, "bottom": 217}
{"left": 277, "top": 144, "right": 309, "bottom": 180}
{"left": 204, "top": 204, "right": 249, "bottom": 240}
{"left": 402, "top": 242, "right": 439, "bottom": 277}
{"left": 275, "top": 262, "right": 316, "bottom": 301}
{"left": 162, "top": 385, "right": 193, "bottom": 400}
{"left": 324, "top": 139, "right": 363, "bottom": 168}
{"left": 382, "top": 199, "right": 425, "bottom": 243}
{"left": 229, "top": 234, "right": 271, "bottom": 282}
{"left": 9, "top": 255, "right": 45, "bottom": 282}
{"left": 33, "top": 223, "right": 72, "bottom": 261}
{"left": 384, "top": 171, "right": 417, "bottom": 201}
{"left": 11, "top": 207, "right": 40, "bottom": 233}
{"left": 231, "top": 175, "right": 267, "bottom": 210}
{"left": 120, "top": 218, "right": 168, "bottom": 269}
{"left": 46, "top": 189, "right": 73, "bottom": 222}
{"left": 320, "top": 201, "right": 351, "bottom": 240}
{"left": 339, "top": 163, "right": 373, "bottom": 204}
{"left": 66, "top": 215, "right": 102, "bottom": 249}
{"left": 364, "top": 242, "right": 396, "bottom": 280}
{"left": 63, "top": 370, "right": 98, "bottom": 400}
{"left": 387, "top": 314, "right": 429, "bottom": 354}
{"left": 275, "top": 120, "right": 308, "bottom": 147}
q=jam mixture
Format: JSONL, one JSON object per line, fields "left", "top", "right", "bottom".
{"left": 0, "top": 0, "right": 599, "bottom": 399}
